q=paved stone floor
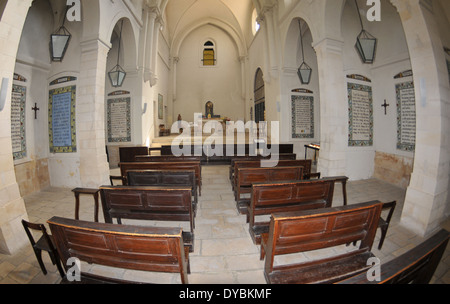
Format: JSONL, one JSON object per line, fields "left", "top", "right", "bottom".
{"left": 0, "top": 165, "right": 449, "bottom": 284}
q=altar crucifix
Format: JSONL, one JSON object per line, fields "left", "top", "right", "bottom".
{"left": 381, "top": 99, "right": 390, "bottom": 115}
{"left": 32, "top": 102, "right": 40, "bottom": 119}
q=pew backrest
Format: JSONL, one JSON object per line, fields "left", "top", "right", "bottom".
{"left": 48, "top": 216, "right": 189, "bottom": 284}
{"left": 119, "top": 161, "right": 202, "bottom": 194}
{"left": 249, "top": 179, "right": 335, "bottom": 227}
{"left": 237, "top": 166, "right": 303, "bottom": 188}
{"left": 135, "top": 155, "right": 202, "bottom": 162}
{"left": 233, "top": 160, "right": 306, "bottom": 188}
{"left": 229, "top": 154, "right": 297, "bottom": 179}
{"left": 337, "top": 229, "right": 449, "bottom": 284}
{"left": 263, "top": 201, "right": 383, "bottom": 284}
{"left": 100, "top": 185, "right": 193, "bottom": 230}
{"left": 127, "top": 169, "right": 198, "bottom": 211}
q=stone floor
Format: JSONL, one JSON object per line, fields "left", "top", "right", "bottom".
{"left": 0, "top": 165, "right": 449, "bottom": 284}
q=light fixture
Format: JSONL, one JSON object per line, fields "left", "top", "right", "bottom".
{"left": 108, "top": 20, "right": 126, "bottom": 87}
{"left": 297, "top": 19, "right": 312, "bottom": 85}
{"left": 50, "top": 6, "right": 71, "bottom": 62}
{"left": 355, "top": 0, "right": 377, "bottom": 64}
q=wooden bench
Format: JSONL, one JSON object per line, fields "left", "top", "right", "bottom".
{"left": 260, "top": 201, "right": 383, "bottom": 284}
{"left": 229, "top": 154, "right": 297, "bottom": 180}
{"left": 337, "top": 228, "right": 449, "bottom": 284}
{"left": 119, "top": 146, "right": 149, "bottom": 162}
{"left": 119, "top": 161, "right": 202, "bottom": 195}
{"left": 235, "top": 166, "right": 303, "bottom": 202}
{"left": 48, "top": 216, "right": 190, "bottom": 284}
{"left": 160, "top": 143, "right": 295, "bottom": 165}
{"left": 232, "top": 159, "right": 310, "bottom": 193}
{"left": 247, "top": 179, "right": 336, "bottom": 244}
{"left": 127, "top": 169, "right": 198, "bottom": 215}
{"left": 100, "top": 185, "right": 195, "bottom": 252}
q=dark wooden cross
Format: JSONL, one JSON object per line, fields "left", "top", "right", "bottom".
{"left": 32, "top": 103, "right": 39, "bottom": 119}
{"left": 381, "top": 99, "right": 390, "bottom": 115}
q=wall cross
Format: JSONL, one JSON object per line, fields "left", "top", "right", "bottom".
{"left": 381, "top": 99, "right": 390, "bottom": 115}
{"left": 32, "top": 103, "right": 40, "bottom": 119}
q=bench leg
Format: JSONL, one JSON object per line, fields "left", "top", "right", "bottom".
{"left": 74, "top": 193, "right": 80, "bottom": 220}
{"left": 342, "top": 180, "right": 348, "bottom": 206}
{"left": 93, "top": 192, "right": 99, "bottom": 223}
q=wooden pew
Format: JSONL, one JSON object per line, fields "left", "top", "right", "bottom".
{"left": 119, "top": 146, "right": 149, "bottom": 162}
{"left": 48, "top": 216, "right": 190, "bottom": 284}
{"left": 100, "top": 185, "right": 195, "bottom": 252}
{"left": 260, "top": 201, "right": 383, "bottom": 284}
{"left": 127, "top": 169, "right": 198, "bottom": 215}
{"left": 228, "top": 154, "right": 297, "bottom": 180}
{"left": 160, "top": 143, "right": 295, "bottom": 165}
{"left": 235, "top": 166, "right": 304, "bottom": 202}
{"left": 233, "top": 160, "right": 305, "bottom": 196}
{"left": 247, "top": 179, "right": 336, "bottom": 244}
{"left": 119, "top": 161, "right": 202, "bottom": 195}
{"left": 338, "top": 228, "right": 449, "bottom": 284}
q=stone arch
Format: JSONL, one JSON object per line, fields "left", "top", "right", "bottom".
{"left": 388, "top": 0, "right": 450, "bottom": 236}
{"left": 107, "top": 17, "right": 138, "bottom": 70}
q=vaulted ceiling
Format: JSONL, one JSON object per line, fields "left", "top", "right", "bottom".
{"left": 164, "top": 0, "right": 256, "bottom": 49}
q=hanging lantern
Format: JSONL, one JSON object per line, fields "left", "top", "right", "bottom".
{"left": 108, "top": 20, "right": 126, "bottom": 87}
{"left": 108, "top": 65, "right": 127, "bottom": 88}
{"left": 50, "top": 7, "right": 71, "bottom": 62}
{"left": 297, "top": 19, "right": 312, "bottom": 85}
{"left": 354, "top": 0, "right": 377, "bottom": 64}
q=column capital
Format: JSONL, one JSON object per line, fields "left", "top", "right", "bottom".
{"left": 312, "top": 37, "right": 344, "bottom": 55}
{"left": 79, "top": 38, "right": 111, "bottom": 53}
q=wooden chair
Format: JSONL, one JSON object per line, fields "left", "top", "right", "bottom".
{"left": 48, "top": 216, "right": 190, "bottom": 284}
{"left": 260, "top": 201, "right": 383, "bottom": 284}
{"left": 21, "top": 219, "right": 65, "bottom": 278}
{"left": 338, "top": 229, "right": 449, "bottom": 284}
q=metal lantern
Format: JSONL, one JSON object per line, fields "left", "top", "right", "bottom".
{"left": 354, "top": 0, "right": 377, "bottom": 64}
{"left": 297, "top": 20, "right": 312, "bottom": 85}
{"left": 50, "top": 9, "right": 71, "bottom": 62}
{"left": 108, "top": 65, "right": 127, "bottom": 88}
{"left": 108, "top": 20, "right": 126, "bottom": 87}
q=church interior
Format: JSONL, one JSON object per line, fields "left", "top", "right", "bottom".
{"left": 0, "top": 0, "right": 449, "bottom": 284}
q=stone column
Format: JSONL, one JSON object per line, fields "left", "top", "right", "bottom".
{"left": 0, "top": 0, "right": 33, "bottom": 254}
{"left": 313, "top": 38, "right": 348, "bottom": 177}
{"left": 143, "top": 8, "right": 158, "bottom": 84}
{"left": 391, "top": 0, "right": 450, "bottom": 236}
{"left": 77, "top": 39, "right": 111, "bottom": 187}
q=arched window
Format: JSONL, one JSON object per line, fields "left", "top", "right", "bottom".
{"left": 254, "top": 68, "right": 265, "bottom": 123}
{"left": 252, "top": 8, "right": 260, "bottom": 35}
{"left": 202, "top": 41, "right": 216, "bottom": 66}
